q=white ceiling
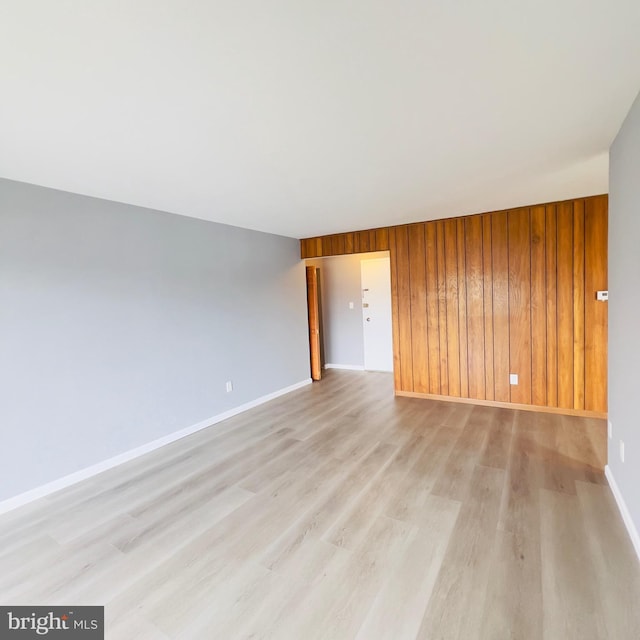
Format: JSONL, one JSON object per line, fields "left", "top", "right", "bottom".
{"left": 1, "top": 1, "right": 639, "bottom": 239}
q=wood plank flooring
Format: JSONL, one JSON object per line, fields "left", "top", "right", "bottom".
{"left": 1, "top": 370, "right": 638, "bottom": 639}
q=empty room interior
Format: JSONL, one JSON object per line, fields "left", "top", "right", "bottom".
{"left": 2, "top": 2, "right": 640, "bottom": 639}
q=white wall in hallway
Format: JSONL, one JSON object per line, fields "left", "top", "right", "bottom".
{"left": 307, "top": 252, "right": 388, "bottom": 369}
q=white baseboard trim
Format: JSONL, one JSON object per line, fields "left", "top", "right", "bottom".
{"left": 605, "top": 465, "right": 640, "bottom": 563}
{"left": 0, "top": 378, "right": 312, "bottom": 516}
{"left": 324, "top": 363, "right": 365, "bottom": 371}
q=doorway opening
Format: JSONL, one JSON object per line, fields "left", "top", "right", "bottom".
{"left": 305, "top": 251, "right": 392, "bottom": 376}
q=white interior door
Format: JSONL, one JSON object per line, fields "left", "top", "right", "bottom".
{"left": 361, "top": 257, "right": 393, "bottom": 372}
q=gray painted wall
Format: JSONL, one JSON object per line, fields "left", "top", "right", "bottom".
{"left": 307, "top": 252, "right": 387, "bottom": 368}
{"left": 0, "top": 178, "right": 310, "bottom": 502}
{"left": 609, "top": 89, "right": 640, "bottom": 536}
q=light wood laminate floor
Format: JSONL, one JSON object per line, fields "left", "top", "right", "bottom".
{"left": 1, "top": 370, "right": 639, "bottom": 639}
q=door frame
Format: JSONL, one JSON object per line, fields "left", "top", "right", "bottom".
{"left": 306, "top": 265, "right": 322, "bottom": 380}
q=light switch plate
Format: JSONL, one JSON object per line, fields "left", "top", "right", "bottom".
{"left": 509, "top": 373, "right": 518, "bottom": 385}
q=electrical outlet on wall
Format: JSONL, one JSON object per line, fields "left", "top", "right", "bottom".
{"left": 608, "top": 420, "right": 612, "bottom": 440}
{"left": 509, "top": 373, "right": 518, "bottom": 385}
{"left": 226, "top": 380, "right": 233, "bottom": 393}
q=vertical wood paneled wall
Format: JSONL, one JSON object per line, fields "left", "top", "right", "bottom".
{"left": 300, "top": 195, "right": 608, "bottom": 416}
{"left": 300, "top": 228, "right": 390, "bottom": 258}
